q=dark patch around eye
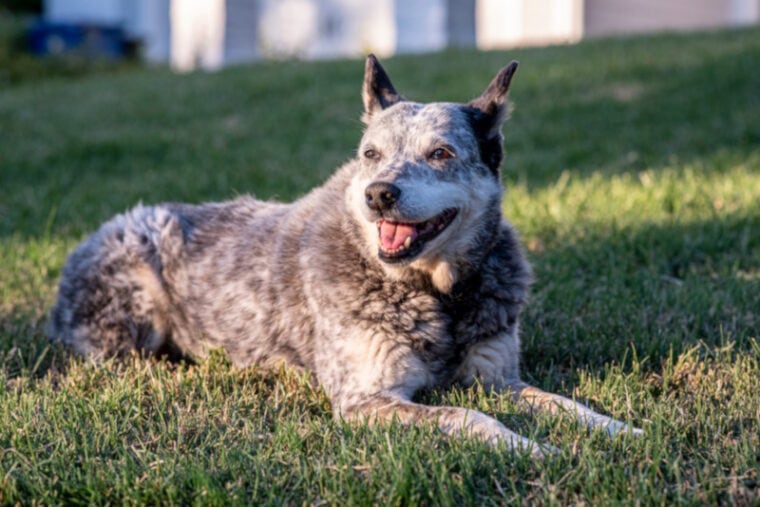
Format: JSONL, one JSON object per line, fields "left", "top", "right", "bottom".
{"left": 430, "top": 147, "right": 455, "bottom": 161}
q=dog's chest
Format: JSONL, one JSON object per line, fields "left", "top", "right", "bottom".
{"left": 344, "top": 273, "right": 516, "bottom": 382}
{"left": 445, "top": 274, "right": 519, "bottom": 347}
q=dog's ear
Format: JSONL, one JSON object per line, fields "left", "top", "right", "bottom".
{"left": 465, "top": 61, "right": 518, "bottom": 174}
{"left": 362, "top": 54, "right": 403, "bottom": 124}
{"left": 468, "top": 60, "right": 518, "bottom": 137}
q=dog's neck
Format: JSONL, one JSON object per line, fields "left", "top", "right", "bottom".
{"left": 438, "top": 199, "right": 504, "bottom": 293}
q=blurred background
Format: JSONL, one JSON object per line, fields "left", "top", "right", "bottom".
{"left": 2, "top": 0, "right": 759, "bottom": 73}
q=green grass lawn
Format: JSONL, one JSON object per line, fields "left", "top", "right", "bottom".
{"left": 1, "top": 27, "right": 759, "bottom": 504}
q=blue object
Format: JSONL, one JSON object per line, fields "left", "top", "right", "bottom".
{"left": 28, "top": 20, "right": 126, "bottom": 59}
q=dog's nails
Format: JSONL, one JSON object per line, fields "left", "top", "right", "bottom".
{"left": 526, "top": 442, "right": 560, "bottom": 460}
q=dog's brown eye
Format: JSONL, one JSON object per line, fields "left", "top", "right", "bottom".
{"left": 364, "top": 148, "right": 380, "bottom": 160}
{"left": 430, "top": 147, "right": 455, "bottom": 160}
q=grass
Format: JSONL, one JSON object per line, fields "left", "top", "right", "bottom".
{"left": 1, "top": 26, "right": 759, "bottom": 504}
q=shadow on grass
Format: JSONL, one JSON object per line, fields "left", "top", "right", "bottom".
{"left": 520, "top": 212, "right": 759, "bottom": 384}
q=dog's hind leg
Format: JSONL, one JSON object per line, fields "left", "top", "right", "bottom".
{"left": 500, "top": 380, "right": 643, "bottom": 437}
{"left": 48, "top": 206, "right": 179, "bottom": 361}
{"left": 341, "top": 393, "right": 557, "bottom": 458}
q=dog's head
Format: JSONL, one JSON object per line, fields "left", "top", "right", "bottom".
{"left": 346, "top": 55, "right": 518, "bottom": 293}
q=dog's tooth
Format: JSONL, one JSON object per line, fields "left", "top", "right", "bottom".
{"left": 403, "top": 236, "right": 412, "bottom": 248}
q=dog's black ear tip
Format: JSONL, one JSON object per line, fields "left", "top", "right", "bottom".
{"left": 366, "top": 54, "right": 380, "bottom": 67}
{"left": 502, "top": 60, "right": 519, "bottom": 79}
{"left": 365, "top": 54, "right": 384, "bottom": 78}
{"left": 494, "top": 60, "right": 519, "bottom": 90}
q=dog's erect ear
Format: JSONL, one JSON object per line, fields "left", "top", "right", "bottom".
{"left": 362, "top": 54, "right": 403, "bottom": 124}
{"left": 468, "top": 60, "right": 518, "bottom": 137}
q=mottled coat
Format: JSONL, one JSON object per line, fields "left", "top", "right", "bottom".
{"left": 49, "top": 56, "right": 639, "bottom": 456}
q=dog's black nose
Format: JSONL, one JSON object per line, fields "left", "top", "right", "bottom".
{"left": 365, "top": 182, "right": 401, "bottom": 212}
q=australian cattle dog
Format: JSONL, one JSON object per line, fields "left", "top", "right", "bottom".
{"left": 49, "top": 56, "right": 641, "bottom": 457}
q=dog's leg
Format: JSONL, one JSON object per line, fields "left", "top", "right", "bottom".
{"left": 500, "top": 380, "right": 642, "bottom": 437}
{"left": 457, "top": 336, "right": 641, "bottom": 437}
{"left": 341, "top": 393, "right": 557, "bottom": 458}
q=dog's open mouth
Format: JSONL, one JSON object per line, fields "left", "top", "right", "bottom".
{"left": 376, "top": 208, "right": 458, "bottom": 262}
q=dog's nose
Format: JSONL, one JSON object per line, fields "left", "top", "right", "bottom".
{"left": 364, "top": 182, "right": 401, "bottom": 212}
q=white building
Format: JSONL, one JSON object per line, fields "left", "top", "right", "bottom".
{"left": 44, "top": 0, "right": 760, "bottom": 71}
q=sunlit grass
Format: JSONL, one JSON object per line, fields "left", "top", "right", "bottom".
{"left": 0, "top": 26, "right": 759, "bottom": 504}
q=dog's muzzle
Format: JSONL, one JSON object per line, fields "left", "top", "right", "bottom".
{"left": 363, "top": 181, "right": 458, "bottom": 263}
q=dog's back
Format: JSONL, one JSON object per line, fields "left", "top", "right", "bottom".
{"left": 48, "top": 165, "right": 355, "bottom": 365}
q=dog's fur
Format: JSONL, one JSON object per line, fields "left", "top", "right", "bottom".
{"left": 48, "top": 56, "right": 640, "bottom": 456}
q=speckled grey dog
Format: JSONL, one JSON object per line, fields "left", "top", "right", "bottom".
{"left": 49, "top": 56, "right": 640, "bottom": 457}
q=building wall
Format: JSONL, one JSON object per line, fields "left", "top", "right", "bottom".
{"left": 476, "top": 0, "right": 583, "bottom": 49}
{"left": 45, "top": 0, "right": 124, "bottom": 25}
{"left": 224, "top": 0, "right": 259, "bottom": 64}
{"left": 141, "top": 0, "right": 171, "bottom": 63}
{"left": 394, "top": 0, "right": 447, "bottom": 53}
{"left": 45, "top": 0, "right": 760, "bottom": 70}
{"left": 446, "top": 0, "right": 476, "bottom": 48}
{"left": 584, "top": 0, "right": 759, "bottom": 37}
{"left": 255, "top": 0, "right": 444, "bottom": 59}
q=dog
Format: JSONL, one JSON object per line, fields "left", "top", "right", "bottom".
{"left": 48, "top": 55, "right": 641, "bottom": 457}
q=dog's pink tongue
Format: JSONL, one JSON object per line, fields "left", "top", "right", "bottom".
{"left": 379, "top": 221, "right": 416, "bottom": 250}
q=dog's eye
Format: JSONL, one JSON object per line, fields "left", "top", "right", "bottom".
{"left": 430, "top": 147, "right": 455, "bottom": 161}
{"left": 364, "top": 148, "right": 380, "bottom": 160}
